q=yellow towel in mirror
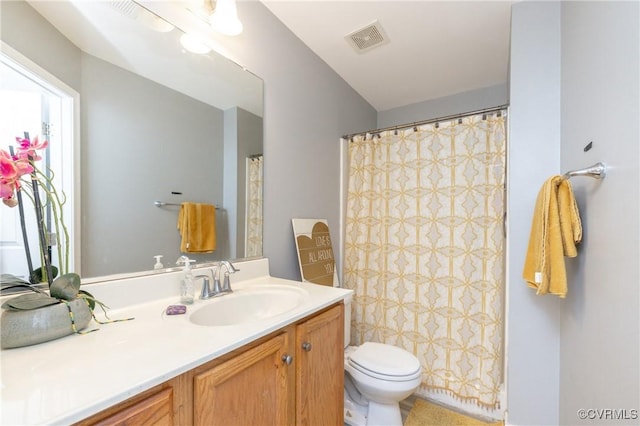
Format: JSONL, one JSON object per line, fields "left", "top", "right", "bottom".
{"left": 177, "top": 202, "right": 217, "bottom": 253}
{"left": 523, "top": 176, "right": 582, "bottom": 298}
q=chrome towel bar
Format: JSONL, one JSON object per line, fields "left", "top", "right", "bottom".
{"left": 154, "top": 201, "right": 222, "bottom": 210}
{"left": 562, "top": 162, "right": 606, "bottom": 180}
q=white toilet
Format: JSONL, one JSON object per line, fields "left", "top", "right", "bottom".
{"left": 343, "top": 295, "right": 422, "bottom": 426}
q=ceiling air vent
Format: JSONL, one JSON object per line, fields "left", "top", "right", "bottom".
{"left": 110, "top": 0, "right": 140, "bottom": 19}
{"left": 345, "top": 20, "right": 389, "bottom": 53}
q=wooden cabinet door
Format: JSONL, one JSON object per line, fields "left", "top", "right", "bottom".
{"left": 295, "top": 304, "right": 344, "bottom": 426}
{"left": 193, "top": 331, "right": 294, "bottom": 426}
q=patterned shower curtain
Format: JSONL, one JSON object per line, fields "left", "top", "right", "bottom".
{"left": 343, "top": 110, "right": 506, "bottom": 409}
{"left": 245, "top": 155, "right": 263, "bottom": 257}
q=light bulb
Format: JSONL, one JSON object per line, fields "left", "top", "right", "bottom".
{"left": 209, "top": 0, "right": 243, "bottom": 36}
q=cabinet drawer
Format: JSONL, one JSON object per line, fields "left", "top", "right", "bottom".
{"left": 86, "top": 388, "right": 173, "bottom": 426}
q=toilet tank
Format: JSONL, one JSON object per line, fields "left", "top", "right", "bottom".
{"left": 344, "top": 293, "right": 352, "bottom": 348}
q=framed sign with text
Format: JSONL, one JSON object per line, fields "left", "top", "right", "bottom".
{"left": 292, "top": 219, "right": 339, "bottom": 287}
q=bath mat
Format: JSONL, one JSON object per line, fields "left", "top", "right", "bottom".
{"left": 405, "top": 399, "right": 503, "bottom": 426}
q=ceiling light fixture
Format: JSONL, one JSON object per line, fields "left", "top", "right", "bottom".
{"left": 179, "top": 33, "right": 212, "bottom": 54}
{"left": 209, "top": 0, "right": 243, "bottom": 36}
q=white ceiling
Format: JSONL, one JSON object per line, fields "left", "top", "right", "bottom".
{"left": 261, "top": 1, "right": 515, "bottom": 112}
{"left": 25, "top": 0, "right": 264, "bottom": 116}
{"left": 26, "top": 0, "right": 514, "bottom": 115}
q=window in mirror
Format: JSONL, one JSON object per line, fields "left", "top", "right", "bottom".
{"left": 0, "top": 47, "right": 78, "bottom": 282}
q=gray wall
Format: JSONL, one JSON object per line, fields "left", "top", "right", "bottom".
{"left": 559, "top": 1, "right": 639, "bottom": 424}
{"left": 229, "top": 2, "right": 378, "bottom": 280}
{"left": 377, "top": 83, "right": 508, "bottom": 129}
{"left": 231, "top": 3, "right": 507, "bottom": 281}
{"left": 0, "top": 0, "right": 81, "bottom": 90}
{"left": 508, "top": 1, "right": 640, "bottom": 424}
{"left": 507, "top": 2, "right": 562, "bottom": 424}
{"left": 81, "top": 55, "right": 225, "bottom": 276}
{"left": 223, "top": 107, "right": 263, "bottom": 259}
{"left": 236, "top": 108, "right": 263, "bottom": 257}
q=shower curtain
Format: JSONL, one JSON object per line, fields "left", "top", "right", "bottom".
{"left": 343, "top": 110, "right": 506, "bottom": 409}
{"left": 245, "top": 155, "right": 263, "bottom": 257}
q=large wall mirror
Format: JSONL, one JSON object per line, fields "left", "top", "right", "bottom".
{"left": 0, "top": 0, "right": 263, "bottom": 281}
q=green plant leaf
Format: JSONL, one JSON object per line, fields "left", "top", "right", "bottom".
{"left": 50, "top": 273, "right": 81, "bottom": 301}
{"left": 1, "top": 283, "right": 48, "bottom": 296}
{"left": 30, "top": 266, "right": 59, "bottom": 284}
{"left": 79, "top": 289, "right": 96, "bottom": 311}
{"left": 0, "top": 273, "right": 30, "bottom": 286}
{"left": 1, "top": 292, "right": 60, "bottom": 310}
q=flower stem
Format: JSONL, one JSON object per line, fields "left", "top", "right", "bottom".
{"left": 8, "top": 146, "right": 35, "bottom": 282}
{"left": 30, "top": 170, "right": 53, "bottom": 287}
{"left": 36, "top": 168, "right": 69, "bottom": 275}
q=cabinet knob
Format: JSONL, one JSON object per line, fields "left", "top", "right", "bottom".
{"left": 302, "top": 342, "right": 312, "bottom": 352}
{"left": 282, "top": 354, "right": 293, "bottom": 365}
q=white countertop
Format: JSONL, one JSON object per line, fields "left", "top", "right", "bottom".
{"left": 0, "top": 259, "right": 352, "bottom": 425}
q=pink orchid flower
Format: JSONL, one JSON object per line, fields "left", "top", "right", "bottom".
{"left": 15, "top": 135, "right": 48, "bottom": 161}
{"left": 0, "top": 178, "right": 14, "bottom": 197}
{"left": 0, "top": 145, "right": 38, "bottom": 204}
{"left": 0, "top": 149, "right": 18, "bottom": 179}
{"left": 0, "top": 175, "right": 19, "bottom": 202}
{"left": 0, "top": 150, "right": 20, "bottom": 203}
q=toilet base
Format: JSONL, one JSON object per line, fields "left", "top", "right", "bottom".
{"left": 344, "top": 389, "right": 403, "bottom": 426}
{"left": 367, "top": 400, "right": 402, "bottom": 426}
{"left": 344, "top": 390, "right": 368, "bottom": 426}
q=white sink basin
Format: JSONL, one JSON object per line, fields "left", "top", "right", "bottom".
{"left": 188, "top": 285, "right": 310, "bottom": 326}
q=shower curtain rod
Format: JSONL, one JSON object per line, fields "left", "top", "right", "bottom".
{"left": 342, "top": 104, "right": 509, "bottom": 141}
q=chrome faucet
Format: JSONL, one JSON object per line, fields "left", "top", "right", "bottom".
{"left": 199, "top": 261, "right": 239, "bottom": 299}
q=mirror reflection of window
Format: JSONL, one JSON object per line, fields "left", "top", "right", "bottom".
{"left": 0, "top": 49, "right": 77, "bottom": 280}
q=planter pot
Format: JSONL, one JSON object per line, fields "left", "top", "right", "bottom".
{"left": 1, "top": 298, "right": 92, "bottom": 349}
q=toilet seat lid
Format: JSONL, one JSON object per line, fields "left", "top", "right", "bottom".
{"left": 348, "top": 342, "right": 421, "bottom": 380}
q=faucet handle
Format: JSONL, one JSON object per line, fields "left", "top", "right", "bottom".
{"left": 221, "top": 271, "right": 233, "bottom": 293}
{"left": 219, "top": 261, "right": 238, "bottom": 293}
{"left": 210, "top": 264, "right": 223, "bottom": 294}
{"left": 195, "top": 274, "right": 211, "bottom": 299}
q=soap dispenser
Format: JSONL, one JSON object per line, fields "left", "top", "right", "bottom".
{"left": 153, "top": 255, "right": 164, "bottom": 270}
{"left": 176, "top": 256, "right": 196, "bottom": 304}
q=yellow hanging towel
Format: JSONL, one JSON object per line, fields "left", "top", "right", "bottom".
{"left": 177, "top": 202, "right": 217, "bottom": 253}
{"left": 523, "top": 176, "right": 582, "bottom": 298}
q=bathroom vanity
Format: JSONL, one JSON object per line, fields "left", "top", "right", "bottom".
{"left": 77, "top": 304, "right": 343, "bottom": 425}
{"left": 0, "top": 258, "right": 351, "bottom": 425}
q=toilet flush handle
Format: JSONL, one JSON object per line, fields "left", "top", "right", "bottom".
{"left": 302, "top": 342, "right": 312, "bottom": 352}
